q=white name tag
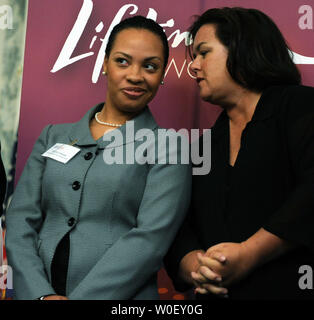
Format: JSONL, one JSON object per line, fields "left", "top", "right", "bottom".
{"left": 42, "top": 143, "right": 80, "bottom": 164}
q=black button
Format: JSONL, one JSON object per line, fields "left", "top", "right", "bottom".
{"left": 68, "top": 217, "right": 76, "bottom": 227}
{"left": 84, "top": 152, "right": 93, "bottom": 160}
{"left": 72, "top": 181, "right": 81, "bottom": 190}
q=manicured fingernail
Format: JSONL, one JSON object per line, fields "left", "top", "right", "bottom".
{"left": 220, "top": 256, "right": 226, "bottom": 262}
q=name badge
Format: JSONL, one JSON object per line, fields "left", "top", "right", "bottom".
{"left": 42, "top": 143, "right": 80, "bottom": 164}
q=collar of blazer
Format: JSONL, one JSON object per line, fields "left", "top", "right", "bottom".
{"left": 68, "top": 103, "right": 159, "bottom": 149}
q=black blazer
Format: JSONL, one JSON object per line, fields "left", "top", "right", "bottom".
{"left": 0, "top": 142, "right": 6, "bottom": 217}
{"left": 165, "top": 85, "right": 314, "bottom": 299}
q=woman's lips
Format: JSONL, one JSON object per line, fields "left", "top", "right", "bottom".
{"left": 122, "top": 87, "right": 146, "bottom": 98}
{"left": 197, "top": 77, "right": 204, "bottom": 84}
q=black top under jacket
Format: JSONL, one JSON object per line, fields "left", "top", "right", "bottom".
{"left": 165, "top": 85, "right": 314, "bottom": 300}
{"left": 0, "top": 142, "right": 6, "bottom": 217}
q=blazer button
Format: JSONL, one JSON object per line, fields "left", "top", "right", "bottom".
{"left": 84, "top": 152, "right": 93, "bottom": 160}
{"left": 72, "top": 181, "right": 81, "bottom": 190}
{"left": 68, "top": 217, "right": 76, "bottom": 227}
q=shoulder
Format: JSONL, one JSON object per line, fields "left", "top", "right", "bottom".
{"left": 29, "top": 122, "right": 77, "bottom": 156}
{"left": 37, "top": 104, "right": 99, "bottom": 143}
{"left": 148, "top": 126, "right": 190, "bottom": 166}
{"left": 265, "top": 84, "right": 314, "bottom": 97}
{"left": 34, "top": 124, "right": 69, "bottom": 148}
{"left": 265, "top": 85, "right": 314, "bottom": 119}
{"left": 153, "top": 125, "right": 190, "bottom": 151}
{"left": 265, "top": 86, "right": 314, "bottom": 144}
{"left": 39, "top": 122, "right": 78, "bottom": 143}
{"left": 153, "top": 125, "right": 189, "bottom": 140}
{"left": 47, "top": 122, "right": 75, "bottom": 135}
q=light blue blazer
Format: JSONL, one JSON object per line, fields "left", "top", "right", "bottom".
{"left": 5, "top": 104, "right": 191, "bottom": 300}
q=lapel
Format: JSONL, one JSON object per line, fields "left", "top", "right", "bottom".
{"left": 68, "top": 103, "right": 158, "bottom": 149}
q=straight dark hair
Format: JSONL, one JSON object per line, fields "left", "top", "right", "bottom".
{"left": 106, "top": 15, "right": 169, "bottom": 70}
{"left": 188, "top": 7, "right": 301, "bottom": 92}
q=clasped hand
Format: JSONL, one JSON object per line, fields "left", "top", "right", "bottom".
{"left": 191, "top": 242, "right": 255, "bottom": 297}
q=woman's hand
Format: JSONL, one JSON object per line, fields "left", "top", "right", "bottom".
{"left": 192, "top": 241, "right": 256, "bottom": 296}
{"left": 178, "top": 250, "right": 206, "bottom": 285}
{"left": 205, "top": 242, "right": 255, "bottom": 285}
{"left": 191, "top": 252, "right": 228, "bottom": 297}
{"left": 191, "top": 229, "right": 294, "bottom": 297}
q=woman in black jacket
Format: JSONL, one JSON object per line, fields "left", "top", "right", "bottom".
{"left": 165, "top": 7, "right": 314, "bottom": 300}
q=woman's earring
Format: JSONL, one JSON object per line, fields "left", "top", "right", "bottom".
{"left": 161, "top": 80, "right": 164, "bottom": 85}
{"left": 102, "top": 71, "right": 107, "bottom": 75}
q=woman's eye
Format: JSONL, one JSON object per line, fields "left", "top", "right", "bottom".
{"left": 145, "top": 63, "right": 157, "bottom": 71}
{"left": 200, "top": 51, "right": 208, "bottom": 57}
{"left": 116, "top": 58, "right": 128, "bottom": 66}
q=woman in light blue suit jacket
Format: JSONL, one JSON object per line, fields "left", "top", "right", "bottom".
{"left": 5, "top": 16, "right": 191, "bottom": 300}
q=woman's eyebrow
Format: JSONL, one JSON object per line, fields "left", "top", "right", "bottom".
{"left": 113, "top": 52, "right": 132, "bottom": 59}
{"left": 144, "top": 56, "right": 162, "bottom": 62}
{"left": 194, "top": 42, "right": 207, "bottom": 54}
{"left": 113, "top": 52, "right": 162, "bottom": 62}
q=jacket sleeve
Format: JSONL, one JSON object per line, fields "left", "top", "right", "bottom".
{"left": 5, "top": 125, "right": 57, "bottom": 300}
{"left": 163, "top": 203, "right": 202, "bottom": 292}
{"left": 264, "top": 86, "right": 314, "bottom": 250}
{"left": 68, "top": 146, "right": 192, "bottom": 300}
{"left": 163, "top": 133, "right": 209, "bottom": 292}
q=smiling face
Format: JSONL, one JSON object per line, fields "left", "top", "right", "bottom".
{"left": 190, "top": 24, "right": 240, "bottom": 106}
{"left": 103, "top": 28, "right": 165, "bottom": 114}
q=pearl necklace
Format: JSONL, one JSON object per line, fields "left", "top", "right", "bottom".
{"left": 95, "top": 112, "right": 123, "bottom": 127}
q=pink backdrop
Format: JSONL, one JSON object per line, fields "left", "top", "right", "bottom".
{"left": 16, "top": 0, "right": 314, "bottom": 299}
